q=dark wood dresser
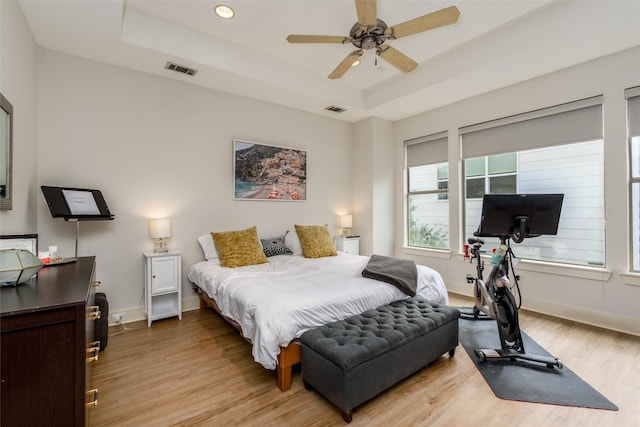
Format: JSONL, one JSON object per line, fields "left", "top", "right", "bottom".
{"left": 1, "top": 256, "right": 100, "bottom": 426}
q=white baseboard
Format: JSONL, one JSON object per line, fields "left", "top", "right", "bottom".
{"left": 107, "top": 295, "right": 201, "bottom": 327}
{"left": 521, "top": 295, "right": 640, "bottom": 337}
{"left": 110, "top": 291, "right": 639, "bottom": 337}
{"left": 449, "top": 290, "right": 639, "bottom": 337}
{"left": 182, "top": 295, "right": 201, "bottom": 312}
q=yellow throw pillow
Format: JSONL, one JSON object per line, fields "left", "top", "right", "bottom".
{"left": 294, "top": 224, "right": 337, "bottom": 258}
{"left": 211, "top": 226, "right": 267, "bottom": 268}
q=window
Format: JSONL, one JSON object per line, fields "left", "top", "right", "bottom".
{"left": 460, "top": 96, "right": 605, "bottom": 266}
{"left": 464, "top": 153, "right": 517, "bottom": 199}
{"left": 632, "top": 139, "right": 639, "bottom": 270}
{"left": 627, "top": 86, "right": 640, "bottom": 271}
{"left": 437, "top": 164, "right": 448, "bottom": 200}
{"left": 405, "top": 132, "right": 449, "bottom": 250}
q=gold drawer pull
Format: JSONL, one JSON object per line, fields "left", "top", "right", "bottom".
{"left": 86, "top": 388, "right": 98, "bottom": 407}
{"left": 86, "top": 346, "right": 100, "bottom": 363}
{"left": 92, "top": 280, "right": 102, "bottom": 288}
{"left": 87, "top": 305, "right": 101, "bottom": 320}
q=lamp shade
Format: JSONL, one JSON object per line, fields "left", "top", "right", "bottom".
{"left": 340, "top": 214, "right": 353, "bottom": 228}
{"left": 149, "top": 218, "right": 171, "bottom": 239}
{"left": 0, "top": 249, "right": 44, "bottom": 286}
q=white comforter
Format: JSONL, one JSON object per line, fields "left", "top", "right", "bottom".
{"left": 187, "top": 253, "right": 448, "bottom": 370}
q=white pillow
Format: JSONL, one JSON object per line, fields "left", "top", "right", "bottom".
{"left": 197, "top": 233, "right": 220, "bottom": 263}
{"left": 284, "top": 230, "right": 303, "bottom": 256}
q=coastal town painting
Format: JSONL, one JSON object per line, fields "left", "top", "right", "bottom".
{"left": 234, "top": 140, "right": 307, "bottom": 201}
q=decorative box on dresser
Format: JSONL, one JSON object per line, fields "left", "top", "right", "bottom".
{"left": 334, "top": 236, "right": 360, "bottom": 255}
{"left": 0, "top": 256, "right": 101, "bottom": 427}
{"left": 144, "top": 252, "right": 182, "bottom": 327}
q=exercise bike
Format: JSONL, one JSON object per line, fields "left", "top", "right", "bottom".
{"left": 462, "top": 233, "right": 563, "bottom": 370}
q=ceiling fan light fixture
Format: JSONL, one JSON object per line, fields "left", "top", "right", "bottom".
{"left": 214, "top": 4, "right": 235, "bottom": 19}
{"left": 351, "top": 59, "right": 360, "bottom": 67}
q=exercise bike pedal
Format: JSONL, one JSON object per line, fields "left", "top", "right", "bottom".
{"left": 474, "top": 349, "right": 498, "bottom": 362}
{"left": 458, "top": 308, "right": 491, "bottom": 320}
{"left": 474, "top": 347, "right": 563, "bottom": 369}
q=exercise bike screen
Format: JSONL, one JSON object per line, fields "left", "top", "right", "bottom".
{"left": 475, "top": 193, "right": 564, "bottom": 238}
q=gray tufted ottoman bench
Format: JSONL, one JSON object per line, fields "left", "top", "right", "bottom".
{"left": 300, "top": 297, "right": 459, "bottom": 423}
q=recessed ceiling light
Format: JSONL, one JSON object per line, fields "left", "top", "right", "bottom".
{"left": 214, "top": 4, "right": 235, "bottom": 19}
{"left": 351, "top": 60, "right": 360, "bottom": 67}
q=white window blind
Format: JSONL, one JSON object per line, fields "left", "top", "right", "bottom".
{"left": 405, "top": 131, "right": 448, "bottom": 167}
{"left": 626, "top": 86, "right": 640, "bottom": 137}
{"left": 460, "top": 96, "right": 603, "bottom": 158}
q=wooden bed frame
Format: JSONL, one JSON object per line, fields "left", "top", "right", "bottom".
{"left": 192, "top": 285, "right": 300, "bottom": 392}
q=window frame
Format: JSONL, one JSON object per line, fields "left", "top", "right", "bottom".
{"left": 630, "top": 147, "right": 640, "bottom": 271}
{"left": 626, "top": 86, "right": 640, "bottom": 272}
{"left": 404, "top": 131, "right": 449, "bottom": 250}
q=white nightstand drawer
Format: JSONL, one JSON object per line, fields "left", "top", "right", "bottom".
{"left": 334, "top": 237, "right": 360, "bottom": 255}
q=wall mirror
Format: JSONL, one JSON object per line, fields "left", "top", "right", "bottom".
{"left": 0, "top": 92, "right": 13, "bottom": 210}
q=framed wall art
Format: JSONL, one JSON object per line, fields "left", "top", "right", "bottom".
{"left": 0, "top": 92, "right": 13, "bottom": 210}
{"left": 233, "top": 139, "right": 307, "bottom": 201}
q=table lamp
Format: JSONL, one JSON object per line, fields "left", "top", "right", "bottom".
{"left": 340, "top": 214, "right": 353, "bottom": 237}
{"left": 149, "top": 218, "right": 171, "bottom": 253}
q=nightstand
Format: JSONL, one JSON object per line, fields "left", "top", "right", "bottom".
{"left": 334, "top": 236, "right": 360, "bottom": 255}
{"left": 144, "top": 252, "right": 182, "bottom": 327}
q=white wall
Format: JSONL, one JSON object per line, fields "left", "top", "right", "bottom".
{"left": 353, "top": 117, "right": 395, "bottom": 256}
{"left": 0, "top": 0, "right": 38, "bottom": 234}
{"left": 36, "top": 50, "right": 353, "bottom": 319}
{"left": 395, "top": 47, "right": 640, "bottom": 335}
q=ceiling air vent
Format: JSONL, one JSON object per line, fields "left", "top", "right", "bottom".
{"left": 325, "top": 105, "right": 347, "bottom": 113}
{"left": 164, "top": 62, "right": 198, "bottom": 76}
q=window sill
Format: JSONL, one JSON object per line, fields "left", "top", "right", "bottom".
{"left": 620, "top": 272, "right": 640, "bottom": 287}
{"left": 452, "top": 254, "right": 612, "bottom": 281}
{"left": 401, "top": 246, "right": 452, "bottom": 260}
{"left": 412, "top": 249, "right": 614, "bottom": 282}
{"left": 513, "top": 259, "right": 612, "bottom": 282}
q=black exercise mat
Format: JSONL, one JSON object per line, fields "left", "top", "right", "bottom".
{"left": 458, "top": 314, "right": 618, "bottom": 410}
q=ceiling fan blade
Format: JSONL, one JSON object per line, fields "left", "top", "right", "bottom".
{"left": 287, "top": 35, "right": 347, "bottom": 44}
{"left": 387, "top": 6, "right": 460, "bottom": 39}
{"left": 328, "top": 50, "right": 363, "bottom": 79}
{"left": 355, "top": 0, "right": 377, "bottom": 26}
{"left": 378, "top": 45, "right": 418, "bottom": 73}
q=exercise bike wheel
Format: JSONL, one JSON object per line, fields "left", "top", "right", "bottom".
{"left": 495, "top": 287, "right": 520, "bottom": 343}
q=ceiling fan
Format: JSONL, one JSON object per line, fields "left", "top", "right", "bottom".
{"left": 286, "top": 0, "right": 460, "bottom": 79}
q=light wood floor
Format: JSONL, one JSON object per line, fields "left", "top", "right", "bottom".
{"left": 90, "top": 294, "right": 640, "bottom": 427}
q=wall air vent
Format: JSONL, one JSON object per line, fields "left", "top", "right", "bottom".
{"left": 324, "top": 105, "right": 347, "bottom": 113}
{"left": 164, "top": 62, "right": 198, "bottom": 76}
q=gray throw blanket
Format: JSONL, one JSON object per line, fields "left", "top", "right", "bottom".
{"left": 362, "top": 254, "right": 417, "bottom": 296}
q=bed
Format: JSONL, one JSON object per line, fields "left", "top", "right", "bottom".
{"left": 187, "top": 229, "right": 449, "bottom": 391}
